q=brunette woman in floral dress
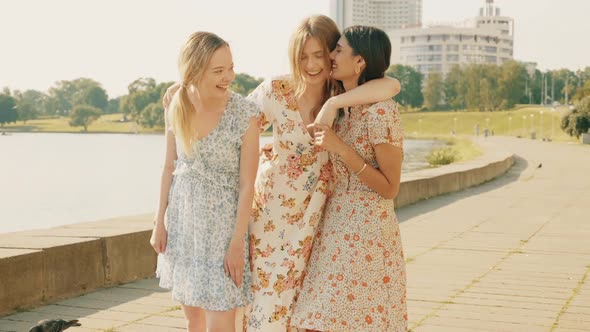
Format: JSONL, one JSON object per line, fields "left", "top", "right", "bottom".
{"left": 292, "top": 26, "right": 407, "bottom": 331}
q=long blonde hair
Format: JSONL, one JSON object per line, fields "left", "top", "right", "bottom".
{"left": 168, "top": 32, "right": 229, "bottom": 155}
{"left": 288, "top": 15, "right": 342, "bottom": 114}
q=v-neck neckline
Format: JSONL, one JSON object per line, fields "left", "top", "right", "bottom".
{"left": 294, "top": 106, "right": 315, "bottom": 140}
{"left": 195, "top": 93, "right": 234, "bottom": 143}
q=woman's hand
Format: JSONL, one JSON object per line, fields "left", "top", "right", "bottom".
{"left": 224, "top": 238, "right": 245, "bottom": 288}
{"left": 311, "top": 123, "right": 347, "bottom": 155}
{"left": 162, "top": 82, "right": 181, "bottom": 110}
{"left": 150, "top": 222, "right": 167, "bottom": 254}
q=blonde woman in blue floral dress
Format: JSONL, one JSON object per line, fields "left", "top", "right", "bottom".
{"left": 150, "top": 32, "right": 260, "bottom": 331}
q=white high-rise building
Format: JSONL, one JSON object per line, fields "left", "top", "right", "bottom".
{"left": 330, "top": 0, "right": 422, "bottom": 31}
{"left": 390, "top": 0, "right": 514, "bottom": 76}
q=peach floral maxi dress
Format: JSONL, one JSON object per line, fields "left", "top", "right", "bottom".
{"left": 292, "top": 99, "right": 408, "bottom": 332}
{"left": 244, "top": 76, "right": 332, "bottom": 331}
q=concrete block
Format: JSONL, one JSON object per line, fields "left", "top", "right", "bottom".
{"left": 0, "top": 236, "right": 104, "bottom": 316}
{"left": 0, "top": 249, "right": 44, "bottom": 315}
{"left": 42, "top": 238, "right": 105, "bottom": 301}
{"left": 103, "top": 231, "right": 157, "bottom": 285}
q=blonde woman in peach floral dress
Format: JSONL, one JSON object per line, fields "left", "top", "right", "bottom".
{"left": 243, "top": 16, "right": 401, "bottom": 332}
{"left": 292, "top": 26, "right": 407, "bottom": 331}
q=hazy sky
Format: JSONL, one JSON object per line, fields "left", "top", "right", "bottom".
{"left": 1, "top": 0, "right": 588, "bottom": 97}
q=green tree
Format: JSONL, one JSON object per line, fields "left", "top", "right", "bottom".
{"left": 479, "top": 79, "right": 493, "bottom": 112}
{"left": 573, "top": 80, "right": 590, "bottom": 102}
{"left": 69, "top": 104, "right": 102, "bottom": 131}
{"left": 231, "top": 73, "right": 263, "bottom": 96}
{"left": 120, "top": 78, "right": 167, "bottom": 120}
{"left": 139, "top": 102, "right": 165, "bottom": 128}
{"left": 444, "top": 65, "right": 467, "bottom": 110}
{"left": 128, "top": 77, "right": 157, "bottom": 94}
{"left": 464, "top": 65, "right": 482, "bottom": 111}
{"left": 127, "top": 90, "right": 153, "bottom": 119}
{"left": 462, "top": 64, "right": 500, "bottom": 111}
{"left": 386, "top": 64, "right": 423, "bottom": 107}
{"left": 549, "top": 69, "right": 574, "bottom": 104}
{"left": 561, "top": 96, "right": 590, "bottom": 138}
{"left": 560, "top": 70, "right": 579, "bottom": 104}
{"left": 46, "top": 80, "right": 75, "bottom": 115}
{"left": 75, "top": 85, "right": 109, "bottom": 112}
{"left": 118, "top": 94, "right": 132, "bottom": 119}
{"left": 0, "top": 94, "right": 18, "bottom": 127}
{"left": 15, "top": 99, "right": 38, "bottom": 123}
{"left": 107, "top": 97, "right": 120, "bottom": 114}
{"left": 498, "top": 61, "right": 526, "bottom": 109}
{"left": 46, "top": 78, "right": 106, "bottom": 115}
{"left": 14, "top": 89, "right": 45, "bottom": 123}
{"left": 423, "top": 72, "right": 444, "bottom": 110}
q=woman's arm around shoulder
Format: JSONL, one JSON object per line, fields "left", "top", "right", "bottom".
{"left": 315, "top": 76, "right": 401, "bottom": 126}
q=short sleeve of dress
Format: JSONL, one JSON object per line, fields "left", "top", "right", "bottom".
{"left": 368, "top": 101, "right": 403, "bottom": 149}
{"left": 231, "top": 93, "right": 260, "bottom": 145}
{"left": 246, "top": 79, "right": 274, "bottom": 132}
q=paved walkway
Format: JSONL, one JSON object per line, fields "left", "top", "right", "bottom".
{"left": 1, "top": 137, "right": 589, "bottom": 331}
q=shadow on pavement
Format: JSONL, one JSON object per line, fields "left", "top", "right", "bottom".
{"left": 397, "top": 155, "right": 529, "bottom": 223}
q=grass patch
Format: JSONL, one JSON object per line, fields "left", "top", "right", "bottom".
{"left": 426, "top": 137, "right": 483, "bottom": 166}
{"left": 2, "top": 113, "right": 162, "bottom": 134}
{"left": 427, "top": 146, "right": 457, "bottom": 166}
{"left": 3, "top": 115, "right": 275, "bottom": 137}
{"left": 400, "top": 106, "right": 577, "bottom": 142}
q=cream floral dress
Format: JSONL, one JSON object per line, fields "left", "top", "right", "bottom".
{"left": 292, "top": 99, "right": 408, "bottom": 331}
{"left": 244, "top": 77, "right": 332, "bottom": 331}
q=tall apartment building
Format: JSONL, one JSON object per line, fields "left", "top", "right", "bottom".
{"left": 390, "top": 0, "right": 514, "bottom": 76}
{"left": 330, "top": 0, "right": 422, "bottom": 31}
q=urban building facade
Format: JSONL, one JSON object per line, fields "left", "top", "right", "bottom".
{"left": 330, "top": 0, "right": 422, "bottom": 31}
{"left": 390, "top": 0, "right": 514, "bottom": 76}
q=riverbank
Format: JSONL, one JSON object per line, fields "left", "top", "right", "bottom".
{"left": 2, "top": 106, "right": 576, "bottom": 143}
{"left": 0, "top": 113, "right": 274, "bottom": 136}
{"left": 402, "top": 105, "right": 578, "bottom": 142}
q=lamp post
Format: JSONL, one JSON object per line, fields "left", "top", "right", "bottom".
{"left": 540, "top": 110, "right": 544, "bottom": 140}
{"left": 508, "top": 116, "right": 512, "bottom": 135}
{"left": 418, "top": 118, "right": 422, "bottom": 136}
{"left": 551, "top": 107, "right": 556, "bottom": 139}
{"left": 530, "top": 114, "right": 535, "bottom": 139}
